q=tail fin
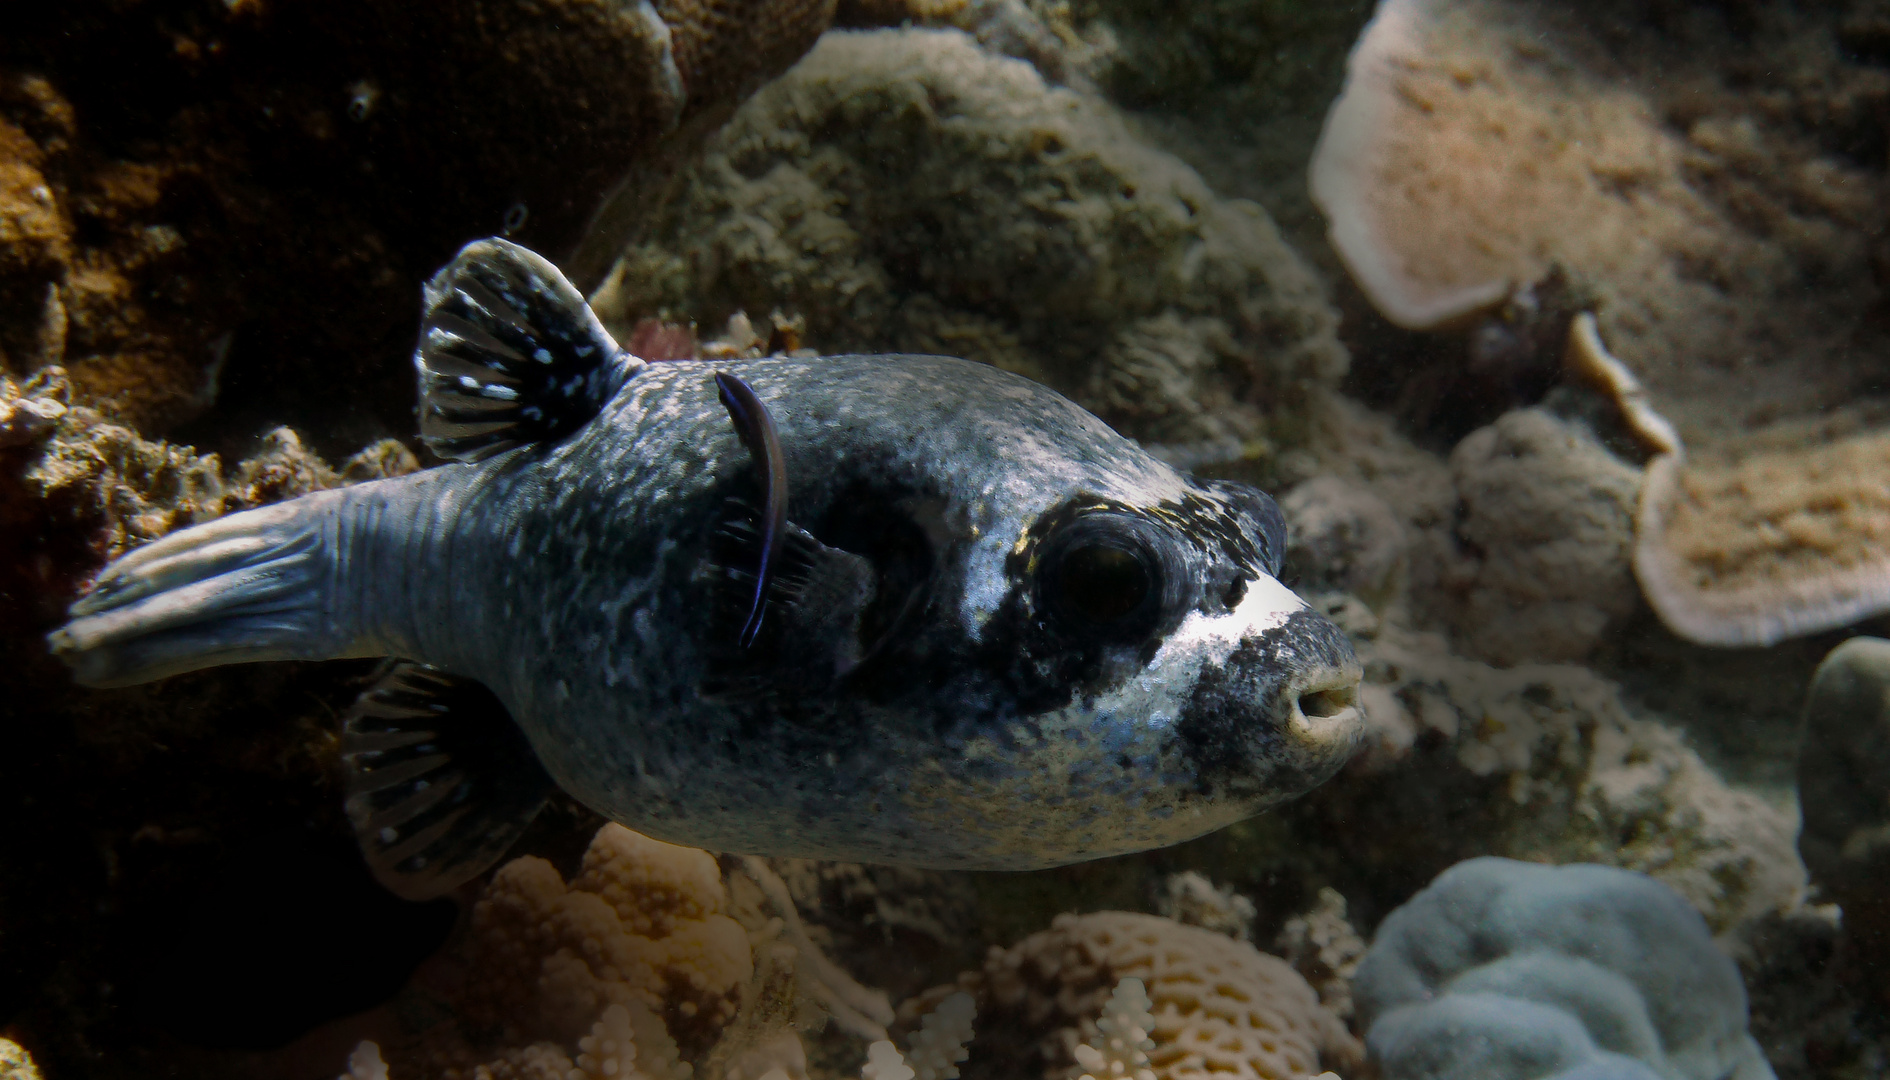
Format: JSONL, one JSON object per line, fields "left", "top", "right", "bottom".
{"left": 48, "top": 494, "right": 353, "bottom": 687}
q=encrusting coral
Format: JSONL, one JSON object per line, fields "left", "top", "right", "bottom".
{"left": 1306, "top": 0, "right": 1890, "bottom": 648}
{"left": 1309, "top": 0, "right": 1886, "bottom": 437}
{"left": 591, "top": 26, "right": 1348, "bottom": 452}
{"left": 905, "top": 911, "right": 1361, "bottom": 1080}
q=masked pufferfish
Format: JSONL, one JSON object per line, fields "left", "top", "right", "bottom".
{"left": 49, "top": 238, "right": 1364, "bottom": 900}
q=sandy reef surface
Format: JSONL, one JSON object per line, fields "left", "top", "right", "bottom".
{"left": 2, "top": 1, "right": 1888, "bottom": 1078}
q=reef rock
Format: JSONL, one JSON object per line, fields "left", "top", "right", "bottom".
{"left": 592, "top": 27, "right": 1348, "bottom": 450}
{"left": 1293, "top": 601, "right": 1804, "bottom": 937}
{"left": 1796, "top": 636, "right": 1890, "bottom": 1005}
{"left": 1442, "top": 409, "right": 1642, "bottom": 665}
{"left": 1354, "top": 857, "right": 1775, "bottom": 1080}
{"left": 1279, "top": 476, "right": 1408, "bottom": 610}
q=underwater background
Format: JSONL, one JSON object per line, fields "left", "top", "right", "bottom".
{"left": 2, "top": 0, "right": 1888, "bottom": 1077}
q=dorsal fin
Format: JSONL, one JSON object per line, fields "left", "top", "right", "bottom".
{"left": 340, "top": 662, "right": 554, "bottom": 900}
{"left": 415, "top": 237, "right": 637, "bottom": 463}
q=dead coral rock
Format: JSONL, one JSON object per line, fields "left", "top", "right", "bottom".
{"left": 22, "top": 406, "right": 414, "bottom": 563}
{"left": 0, "top": 366, "right": 67, "bottom": 447}
{"left": 1442, "top": 408, "right": 1641, "bottom": 665}
{"left": 596, "top": 27, "right": 1347, "bottom": 449}
{"left": 1152, "top": 871, "right": 1255, "bottom": 943}
{"left": 1293, "top": 605, "right": 1805, "bottom": 937}
{"left": 1271, "top": 888, "right": 1366, "bottom": 1022}
{"left": 911, "top": 911, "right": 1360, "bottom": 1080}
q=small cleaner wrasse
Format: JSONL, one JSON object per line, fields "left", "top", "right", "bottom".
{"left": 50, "top": 238, "right": 1363, "bottom": 899}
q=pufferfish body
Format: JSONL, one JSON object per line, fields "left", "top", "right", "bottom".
{"left": 49, "top": 239, "right": 1363, "bottom": 899}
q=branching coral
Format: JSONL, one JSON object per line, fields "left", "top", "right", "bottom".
{"left": 1071, "top": 978, "right": 1156, "bottom": 1080}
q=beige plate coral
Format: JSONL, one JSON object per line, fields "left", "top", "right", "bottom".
{"left": 1309, "top": 0, "right": 1890, "bottom": 645}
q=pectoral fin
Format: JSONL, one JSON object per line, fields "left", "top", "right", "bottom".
{"left": 339, "top": 663, "right": 553, "bottom": 901}
{"left": 702, "top": 505, "right": 878, "bottom": 701}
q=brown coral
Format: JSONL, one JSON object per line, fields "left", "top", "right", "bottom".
{"left": 910, "top": 911, "right": 1360, "bottom": 1080}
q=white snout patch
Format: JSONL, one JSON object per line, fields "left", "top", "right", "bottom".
{"left": 1147, "top": 572, "right": 1306, "bottom": 671}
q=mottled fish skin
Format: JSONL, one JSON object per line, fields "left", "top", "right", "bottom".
{"left": 310, "top": 353, "right": 1361, "bottom": 869}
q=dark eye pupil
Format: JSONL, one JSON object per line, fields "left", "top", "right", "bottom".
{"left": 1057, "top": 543, "right": 1151, "bottom": 624}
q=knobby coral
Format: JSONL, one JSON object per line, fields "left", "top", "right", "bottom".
{"left": 385, "top": 823, "right": 753, "bottom": 1078}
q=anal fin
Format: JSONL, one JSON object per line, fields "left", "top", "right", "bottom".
{"left": 340, "top": 662, "right": 553, "bottom": 901}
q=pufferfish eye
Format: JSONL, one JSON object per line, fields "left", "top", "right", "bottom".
{"left": 1037, "top": 511, "right": 1186, "bottom": 642}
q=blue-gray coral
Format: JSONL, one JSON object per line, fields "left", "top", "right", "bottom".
{"left": 1353, "top": 857, "right": 1773, "bottom": 1080}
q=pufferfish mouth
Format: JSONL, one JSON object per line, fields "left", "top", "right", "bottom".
{"left": 1279, "top": 665, "right": 1362, "bottom": 742}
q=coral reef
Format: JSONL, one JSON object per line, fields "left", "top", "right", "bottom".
{"left": 1305, "top": 0, "right": 1890, "bottom": 646}
{"left": 591, "top": 27, "right": 1348, "bottom": 450}
{"left": 1071, "top": 978, "right": 1156, "bottom": 1080}
{"left": 907, "top": 911, "right": 1360, "bottom": 1080}
{"left": 1795, "top": 637, "right": 1890, "bottom": 1007}
{"left": 1, "top": 0, "right": 839, "bottom": 442}
{"left": 1151, "top": 872, "right": 1255, "bottom": 943}
{"left": 0, "top": 1041, "right": 40, "bottom": 1080}
{"left": 1353, "top": 857, "right": 1774, "bottom": 1080}
{"left": 1270, "top": 888, "right": 1367, "bottom": 1023}
{"left": 1310, "top": 0, "right": 1887, "bottom": 408}
{"left": 1286, "top": 598, "right": 1804, "bottom": 936}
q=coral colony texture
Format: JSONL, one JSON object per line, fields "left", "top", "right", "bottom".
{"left": 3, "top": 1, "right": 1890, "bottom": 1079}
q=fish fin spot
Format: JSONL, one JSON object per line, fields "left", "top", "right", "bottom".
{"left": 340, "top": 661, "right": 553, "bottom": 900}
{"left": 414, "top": 237, "right": 636, "bottom": 462}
